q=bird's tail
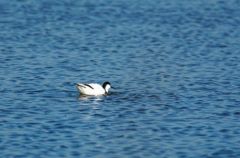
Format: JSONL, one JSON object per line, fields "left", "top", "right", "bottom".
{"left": 76, "top": 83, "right": 85, "bottom": 88}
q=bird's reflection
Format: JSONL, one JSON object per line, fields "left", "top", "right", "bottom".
{"left": 78, "top": 94, "right": 103, "bottom": 102}
{"left": 77, "top": 94, "right": 104, "bottom": 111}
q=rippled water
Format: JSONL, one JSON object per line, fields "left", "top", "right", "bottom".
{"left": 1, "top": 0, "right": 240, "bottom": 157}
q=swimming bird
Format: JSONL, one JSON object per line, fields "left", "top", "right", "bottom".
{"left": 76, "top": 81, "right": 111, "bottom": 96}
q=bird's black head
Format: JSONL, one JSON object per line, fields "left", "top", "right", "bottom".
{"left": 102, "top": 81, "right": 111, "bottom": 89}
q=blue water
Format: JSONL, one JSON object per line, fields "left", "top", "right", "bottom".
{"left": 1, "top": 0, "right": 240, "bottom": 157}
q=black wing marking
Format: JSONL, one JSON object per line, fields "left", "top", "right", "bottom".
{"left": 84, "top": 84, "right": 94, "bottom": 89}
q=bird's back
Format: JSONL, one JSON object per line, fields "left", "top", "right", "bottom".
{"left": 77, "top": 83, "right": 105, "bottom": 95}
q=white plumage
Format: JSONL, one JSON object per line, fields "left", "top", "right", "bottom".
{"left": 76, "top": 81, "right": 111, "bottom": 96}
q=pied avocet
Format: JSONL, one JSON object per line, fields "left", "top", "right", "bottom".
{"left": 76, "top": 81, "right": 111, "bottom": 96}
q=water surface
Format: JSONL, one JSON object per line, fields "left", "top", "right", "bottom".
{"left": 0, "top": 0, "right": 240, "bottom": 157}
